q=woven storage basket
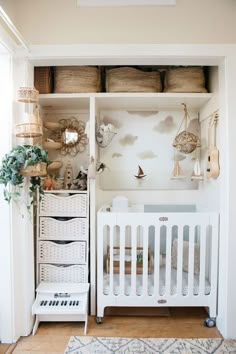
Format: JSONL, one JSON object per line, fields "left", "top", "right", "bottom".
{"left": 106, "top": 67, "right": 162, "bottom": 93}
{"left": 38, "top": 241, "right": 86, "bottom": 264}
{"left": 54, "top": 66, "right": 101, "bottom": 93}
{"left": 39, "top": 217, "right": 87, "bottom": 241}
{"left": 39, "top": 193, "right": 87, "bottom": 217}
{"left": 164, "top": 67, "right": 207, "bottom": 93}
{"left": 34, "top": 67, "right": 53, "bottom": 94}
{"left": 39, "top": 264, "right": 87, "bottom": 283}
{"left": 20, "top": 162, "right": 47, "bottom": 177}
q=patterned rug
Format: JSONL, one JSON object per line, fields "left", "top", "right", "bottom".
{"left": 64, "top": 336, "right": 236, "bottom": 354}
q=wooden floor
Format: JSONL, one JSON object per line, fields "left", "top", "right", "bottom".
{"left": 1, "top": 308, "right": 222, "bottom": 354}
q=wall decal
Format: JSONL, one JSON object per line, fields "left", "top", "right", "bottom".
{"left": 99, "top": 110, "right": 198, "bottom": 190}
{"left": 173, "top": 153, "right": 186, "bottom": 161}
{"left": 102, "top": 115, "right": 123, "bottom": 128}
{"left": 188, "top": 118, "right": 200, "bottom": 136}
{"left": 137, "top": 150, "right": 157, "bottom": 160}
{"left": 153, "top": 115, "right": 176, "bottom": 133}
{"left": 127, "top": 110, "right": 159, "bottom": 117}
{"left": 112, "top": 153, "right": 123, "bottom": 158}
{"left": 119, "top": 134, "right": 138, "bottom": 146}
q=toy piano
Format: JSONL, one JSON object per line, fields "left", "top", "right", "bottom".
{"left": 32, "top": 282, "right": 89, "bottom": 335}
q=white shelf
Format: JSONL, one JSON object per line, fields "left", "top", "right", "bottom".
{"left": 39, "top": 92, "right": 213, "bottom": 111}
{"left": 39, "top": 93, "right": 90, "bottom": 109}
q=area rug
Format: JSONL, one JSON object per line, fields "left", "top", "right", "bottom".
{"left": 64, "top": 336, "right": 236, "bottom": 354}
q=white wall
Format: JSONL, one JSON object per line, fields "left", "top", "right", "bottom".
{"left": 198, "top": 66, "right": 220, "bottom": 212}
{"left": 1, "top": 0, "right": 236, "bottom": 45}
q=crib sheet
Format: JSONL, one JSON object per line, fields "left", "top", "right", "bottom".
{"left": 103, "top": 266, "right": 211, "bottom": 296}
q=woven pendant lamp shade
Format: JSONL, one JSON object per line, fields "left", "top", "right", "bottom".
{"left": 17, "top": 86, "right": 39, "bottom": 103}
{"left": 15, "top": 109, "right": 43, "bottom": 138}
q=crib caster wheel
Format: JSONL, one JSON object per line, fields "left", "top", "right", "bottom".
{"left": 204, "top": 318, "right": 216, "bottom": 327}
{"left": 96, "top": 317, "right": 103, "bottom": 324}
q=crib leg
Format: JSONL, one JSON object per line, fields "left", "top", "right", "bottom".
{"left": 96, "top": 316, "right": 103, "bottom": 324}
{"left": 204, "top": 317, "right": 216, "bottom": 328}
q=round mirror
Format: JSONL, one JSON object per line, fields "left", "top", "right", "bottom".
{"left": 50, "top": 117, "right": 88, "bottom": 156}
{"left": 63, "top": 129, "right": 79, "bottom": 145}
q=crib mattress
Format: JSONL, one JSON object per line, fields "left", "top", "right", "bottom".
{"left": 103, "top": 266, "right": 211, "bottom": 296}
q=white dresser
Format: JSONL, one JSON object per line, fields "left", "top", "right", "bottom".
{"left": 36, "top": 190, "right": 89, "bottom": 284}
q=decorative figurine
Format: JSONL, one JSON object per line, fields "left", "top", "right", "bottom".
{"left": 64, "top": 161, "right": 73, "bottom": 189}
{"left": 134, "top": 165, "right": 146, "bottom": 179}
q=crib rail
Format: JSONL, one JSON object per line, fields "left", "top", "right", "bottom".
{"left": 97, "top": 209, "right": 219, "bottom": 317}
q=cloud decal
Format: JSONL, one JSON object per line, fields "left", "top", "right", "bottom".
{"left": 153, "top": 115, "right": 176, "bottom": 133}
{"left": 112, "top": 153, "right": 123, "bottom": 158}
{"left": 137, "top": 150, "right": 157, "bottom": 160}
{"left": 119, "top": 134, "right": 138, "bottom": 146}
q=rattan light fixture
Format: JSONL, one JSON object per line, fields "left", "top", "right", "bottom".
{"left": 172, "top": 103, "right": 200, "bottom": 154}
{"left": 17, "top": 86, "right": 39, "bottom": 103}
{"left": 15, "top": 106, "right": 43, "bottom": 138}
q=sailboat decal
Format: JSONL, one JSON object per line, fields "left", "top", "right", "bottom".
{"left": 135, "top": 165, "right": 146, "bottom": 179}
{"left": 171, "top": 160, "right": 185, "bottom": 179}
{"left": 191, "top": 158, "right": 204, "bottom": 180}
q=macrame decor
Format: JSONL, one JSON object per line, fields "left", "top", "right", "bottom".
{"left": 173, "top": 103, "right": 200, "bottom": 154}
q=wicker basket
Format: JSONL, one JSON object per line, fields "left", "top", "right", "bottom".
{"left": 164, "top": 67, "right": 207, "bottom": 93}
{"left": 39, "top": 217, "right": 87, "bottom": 241}
{"left": 54, "top": 66, "right": 101, "bottom": 93}
{"left": 34, "top": 66, "right": 53, "bottom": 94}
{"left": 39, "top": 193, "right": 87, "bottom": 217}
{"left": 20, "top": 162, "right": 47, "bottom": 177}
{"left": 38, "top": 240, "right": 86, "bottom": 264}
{"left": 39, "top": 264, "right": 87, "bottom": 283}
{"left": 106, "top": 67, "right": 162, "bottom": 93}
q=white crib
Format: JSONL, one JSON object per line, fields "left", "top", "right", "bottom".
{"left": 96, "top": 205, "right": 219, "bottom": 325}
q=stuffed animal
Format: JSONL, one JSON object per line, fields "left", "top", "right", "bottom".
{"left": 43, "top": 175, "right": 55, "bottom": 190}
{"left": 72, "top": 166, "right": 88, "bottom": 190}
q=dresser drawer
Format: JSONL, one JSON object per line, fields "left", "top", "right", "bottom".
{"left": 38, "top": 241, "right": 86, "bottom": 264}
{"left": 39, "top": 193, "right": 87, "bottom": 217}
{"left": 39, "top": 264, "right": 88, "bottom": 283}
{"left": 39, "top": 217, "right": 87, "bottom": 241}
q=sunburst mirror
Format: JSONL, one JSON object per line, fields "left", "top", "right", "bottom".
{"left": 51, "top": 117, "right": 88, "bottom": 156}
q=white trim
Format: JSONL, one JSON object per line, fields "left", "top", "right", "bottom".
{"left": 77, "top": 0, "right": 176, "bottom": 6}
{"left": 0, "top": 6, "right": 29, "bottom": 51}
{"left": 17, "top": 43, "right": 236, "bottom": 340}
{"left": 28, "top": 44, "right": 228, "bottom": 67}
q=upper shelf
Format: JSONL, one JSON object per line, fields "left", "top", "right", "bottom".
{"left": 39, "top": 92, "right": 213, "bottom": 111}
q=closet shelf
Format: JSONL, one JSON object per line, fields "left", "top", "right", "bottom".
{"left": 39, "top": 92, "right": 213, "bottom": 111}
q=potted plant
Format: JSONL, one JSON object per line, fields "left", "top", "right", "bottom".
{"left": 0, "top": 145, "right": 51, "bottom": 204}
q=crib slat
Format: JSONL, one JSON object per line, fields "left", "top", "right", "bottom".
{"left": 109, "top": 225, "right": 114, "bottom": 296}
{"left": 176, "top": 225, "right": 183, "bottom": 295}
{"left": 142, "top": 226, "right": 149, "bottom": 296}
{"left": 131, "top": 225, "right": 137, "bottom": 296}
{"left": 154, "top": 224, "right": 160, "bottom": 297}
{"left": 199, "top": 224, "right": 206, "bottom": 295}
{"left": 188, "top": 225, "right": 195, "bottom": 296}
{"left": 119, "top": 225, "right": 125, "bottom": 296}
{"left": 165, "top": 226, "right": 172, "bottom": 296}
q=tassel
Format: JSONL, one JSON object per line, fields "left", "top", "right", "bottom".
{"left": 88, "top": 156, "right": 96, "bottom": 179}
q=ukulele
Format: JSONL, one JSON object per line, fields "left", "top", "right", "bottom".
{"left": 206, "top": 113, "right": 220, "bottom": 178}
